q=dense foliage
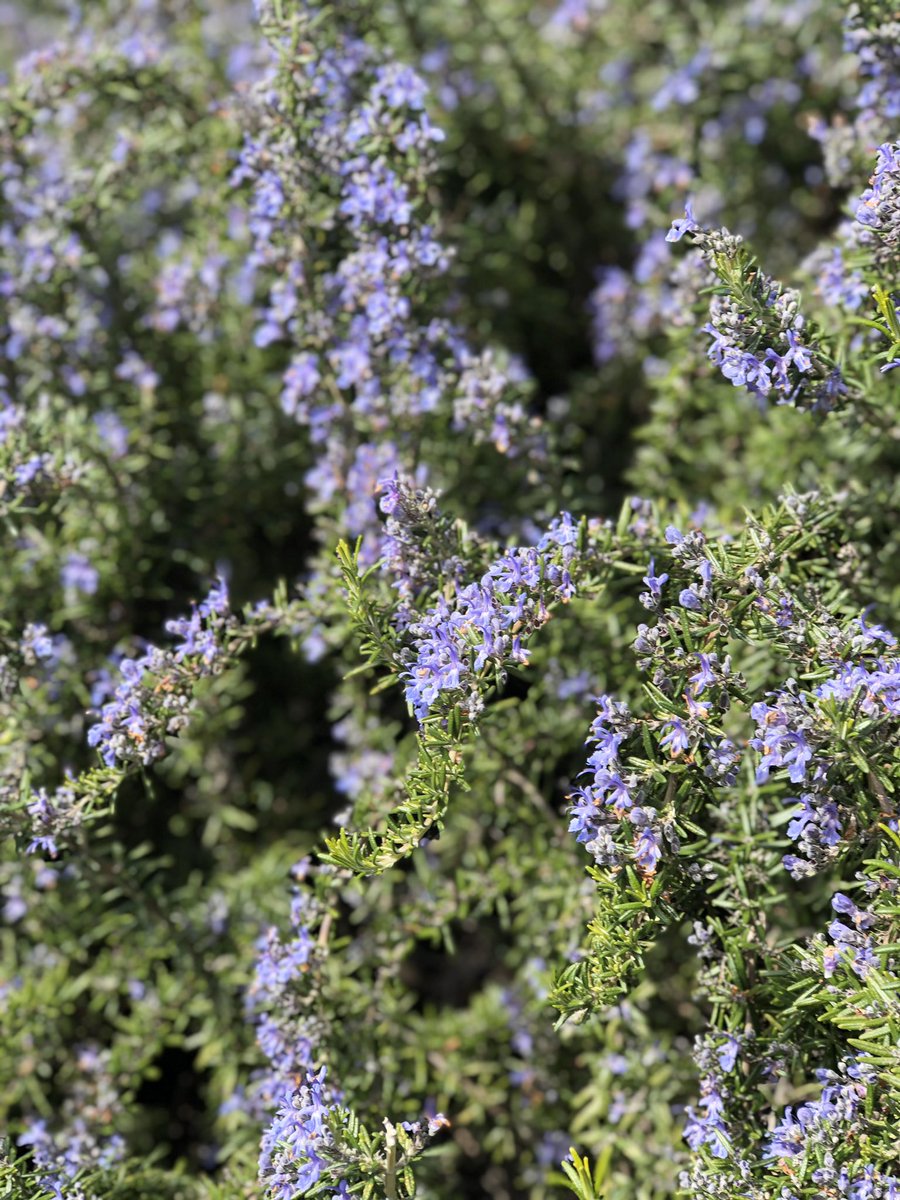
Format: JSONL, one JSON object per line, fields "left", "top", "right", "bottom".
{"left": 1, "top": 1, "right": 900, "bottom": 1197}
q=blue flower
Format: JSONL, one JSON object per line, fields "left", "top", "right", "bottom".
{"left": 633, "top": 825, "right": 662, "bottom": 874}
{"left": 660, "top": 717, "right": 690, "bottom": 756}
{"left": 716, "top": 1036, "right": 740, "bottom": 1073}
{"left": 689, "top": 653, "right": 716, "bottom": 695}
{"left": 665, "top": 200, "right": 698, "bottom": 243}
{"left": 61, "top": 552, "right": 99, "bottom": 596}
{"left": 640, "top": 558, "right": 668, "bottom": 608}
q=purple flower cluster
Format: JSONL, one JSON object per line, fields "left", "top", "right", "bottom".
{"left": 61, "top": 552, "right": 99, "bottom": 597}
{"left": 751, "top": 685, "right": 845, "bottom": 880}
{"left": 247, "top": 864, "right": 447, "bottom": 1196}
{"left": 148, "top": 234, "right": 235, "bottom": 339}
{"left": 232, "top": 6, "right": 543, "bottom": 567}
{"left": 377, "top": 474, "right": 465, "bottom": 628}
{"left": 87, "top": 579, "right": 233, "bottom": 767}
{"left": 823, "top": 892, "right": 877, "bottom": 979}
{"left": 782, "top": 790, "right": 842, "bottom": 879}
{"left": 20, "top": 621, "right": 67, "bottom": 669}
{"left": 17, "top": 1045, "right": 125, "bottom": 1199}
{"left": 232, "top": 30, "right": 442, "bottom": 549}
{"left": 683, "top": 1074, "right": 732, "bottom": 1161}
{"left": 568, "top": 694, "right": 672, "bottom": 877}
{"left": 568, "top": 694, "right": 633, "bottom": 867}
{"left": 24, "top": 784, "right": 78, "bottom": 859}
{"left": 0, "top": 22, "right": 198, "bottom": 430}
{"left": 19, "top": 1118, "right": 125, "bottom": 1200}
{"left": 262, "top": 1066, "right": 342, "bottom": 1199}
{"left": 589, "top": 234, "right": 710, "bottom": 370}
{"left": 845, "top": 10, "right": 900, "bottom": 126}
{"left": 752, "top": 638, "right": 900, "bottom": 878}
{"left": 703, "top": 298, "right": 843, "bottom": 410}
{"left": 855, "top": 143, "right": 900, "bottom": 263}
{"left": 807, "top": 243, "right": 869, "bottom": 313}
{"left": 818, "top": 655, "right": 900, "bottom": 718}
{"left": 667, "top": 221, "right": 847, "bottom": 411}
{"left": 330, "top": 711, "right": 396, "bottom": 809}
{"left": 401, "top": 513, "right": 582, "bottom": 721}
{"left": 764, "top": 1058, "right": 899, "bottom": 1200}
{"left": 245, "top": 873, "right": 335, "bottom": 1192}
{"left": 616, "top": 132, "right": 693, "bottom": 233}
{"left": 751, "top": 692, "right": 815, "bottom": 786}
{"left": 809, "top": 7, "right": 898, "bottom": 193}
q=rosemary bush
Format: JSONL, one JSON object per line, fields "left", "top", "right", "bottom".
{"left": 1, "top": 1, "right": 900, "bottom": 1198}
